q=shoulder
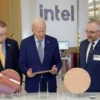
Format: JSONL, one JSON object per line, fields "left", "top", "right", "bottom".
{"left": 6, "top": 38, "right": 18, "bottom": 45}
{"left": 21, "top": 35, "right": 34, "bottom": 44}
{"left": 80, "top": 39, "right": 88, "bottom": 46}
{"left": 45, "top": 35, "right": 58, "bottom": 42}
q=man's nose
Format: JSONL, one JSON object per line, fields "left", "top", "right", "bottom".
{"left": 87, "top": 33, "right": 91, "bottom": 37}
{"left": 40, "top": 32, "right": 44, "bottom": 36}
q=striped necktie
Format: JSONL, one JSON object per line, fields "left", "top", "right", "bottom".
{"left": 87, "top": 42, "right": 94, "bottom": 63}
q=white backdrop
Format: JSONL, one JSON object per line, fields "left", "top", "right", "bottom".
{"left": 20, "top": 0, "right": 88, "bottom": 47}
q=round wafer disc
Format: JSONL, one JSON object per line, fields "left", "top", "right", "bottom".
{"left": 64, "top": 68, "right": 91, "bottom": 94}
{"left": 0, "top": 69, "right": 20, "bottom": 94}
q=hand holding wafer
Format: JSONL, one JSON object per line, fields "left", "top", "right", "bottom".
{"left": 50, "top": 65, "right": 58, "bottom": 75}
{"left": 27, "top": 68, "right": 36, "bottom": 78}
{"left": 32, "top": 70, "right": 52, "bottom": 75}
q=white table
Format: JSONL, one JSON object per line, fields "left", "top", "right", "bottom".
{"left": 0, "top": 92, "right": 99, "bottom": 100}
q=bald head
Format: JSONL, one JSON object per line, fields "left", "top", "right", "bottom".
{"left": 32, "top": 18, "right": 46, "bottom": 40}
{"left": 32, "top": 18, "right": 46, "bottom": 27}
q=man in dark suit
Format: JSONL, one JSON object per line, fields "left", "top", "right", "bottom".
{"left": 78, "top": 20, "right": 100, "bottom": 92}
{"left": 19, "top": 18, "right": 62, "bottom": 92}
{"left": 0, "top": 20, "right": 22, "bottom": 92}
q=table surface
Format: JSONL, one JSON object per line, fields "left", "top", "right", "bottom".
{"left": 0, "top": 92, "right": 100, "bottom": 100}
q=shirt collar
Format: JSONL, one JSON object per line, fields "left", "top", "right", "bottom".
{"left": 94, "top": 38, "right": 100, "bottom": 44}
{"left": 90, "top": 38, "right": 100, "bottom": 46}
{"left": 0, "top": 42, "right": 5, "bottom": 45}
{"left": 34, "top": 36, "right": 45, "bottom": 42}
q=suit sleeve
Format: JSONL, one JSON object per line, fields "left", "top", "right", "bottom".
{"left": 19, "top": 40, "right": 28, "bottom": 76}
{"left": 53, "top": 39, "right": 62, "bottom": 73}
{"left": 13, "top": 41, "right": 23, "bottom": 85}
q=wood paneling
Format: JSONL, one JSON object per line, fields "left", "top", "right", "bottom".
{"left": 11, "top": 0, "right": 22, "bottom": 45}
{"left": 0, "top": 0, "right": 22, "bottom": 45}
{"left": 0, "top": 0, "right": 11, "bottom": 35}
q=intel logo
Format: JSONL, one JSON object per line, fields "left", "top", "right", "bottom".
{"left": 39, "top": 4, "right": 74, "bottom": 21}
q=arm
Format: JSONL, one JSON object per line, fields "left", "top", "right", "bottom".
{"left": 19, "top": 40, "right": 36, "bottom": 78}
{"left": 53, "top": 39, "right": 62, "bottom": 73}
{"left": 19, "top": 40, "right": 28, "bottom": 76}
{"left": 13, "top": 41, "right": 23, "bottom": 85}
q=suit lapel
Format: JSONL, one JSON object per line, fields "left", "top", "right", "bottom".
{"left": 93, "top": 39, "right": 100, "bottom": 51}
{"left": 43, "top": 36, "right": 49, "bottom": 64}
{"left": 31, "top": 35, "right": 41, "bottom": 64}
{"left": 5, "top": 39, "right": 11, "bottom": 68}
{"left": 83, "top": 40, "right": 90, "bottom": 68}
{"left": 0, "top": 60, "right": 3, "bottom": 70}
{"left": 85, "top": 39, "right": 100, "bottom": 69}
{"left": 32, "top": 35, "right": 50, "bottom": 65}
{"left": 0, "top": 39, "right": 9, "bottom": 69}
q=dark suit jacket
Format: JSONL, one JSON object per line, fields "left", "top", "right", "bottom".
{"left": 19, "top": 35, "right": 62, "bottom": 92}
{"left": 0, "top": 38, "right": 22, "bottom": 85}
{"left": 78, "top": 39, "right": 100, "bottom": 92}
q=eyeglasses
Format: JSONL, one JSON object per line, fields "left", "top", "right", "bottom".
{"left": 0, "top": 33, "right": 7, "bottom": 37}
{"left": 84, "top": 30, "right": 100, "bottom": 34}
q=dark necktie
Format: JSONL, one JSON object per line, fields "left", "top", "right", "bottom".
{"left": 87, "top": 42, "right": 94, "bottom": 63}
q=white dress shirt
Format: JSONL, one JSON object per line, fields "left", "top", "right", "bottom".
{"left": 86, "top": 38, "right": 100, "bottom": 63}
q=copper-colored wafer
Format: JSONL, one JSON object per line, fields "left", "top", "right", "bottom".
{"left": 1, "top": 69, "right": 20, "bottom": 81}
{"left": 32, "top": 70, "right": 52, "bottom": 75}
{"left": 64, "top": 68, "right": 91, "bottom": 94}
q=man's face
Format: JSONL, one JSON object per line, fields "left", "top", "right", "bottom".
{"left": 0, "top": 27, "right": 7, "bottom": 42}
{"left": 86, "top": 23, "right": 100, "bottom": 42}
{"left": 32, "top": 23, "right": 46, "bottom": 40}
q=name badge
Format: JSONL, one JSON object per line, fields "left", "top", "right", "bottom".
{"left": 93, "top": 55, "right": 100, "bottom": 61}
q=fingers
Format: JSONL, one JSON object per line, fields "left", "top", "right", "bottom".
{"left": 52, "top": 65, "right": 57, "bottom": 71}
{"left": 28, "top": 68, "right": 32, "bottom": 73}
{"left": 31, "top": 73, "right": 36, "bottom": 77}
{"left": 16, "top": 86, "right": 21, "bottom": 93}
{"left": 27, "top": 68, "right": 32, "bottom": 77}
{"left": 50, "top": 65, "right": 58, "bottom": 75}
{"left": 27, "top": 68, "right": 36, "bottom": 78}
{"left": 52, "top": 65, "right": 56, "bottom": 69}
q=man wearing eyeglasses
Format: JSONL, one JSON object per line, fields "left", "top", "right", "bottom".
{"left": 0, "top": 20, "right": 22, "bottom": 92}
{"left": 78, "top": 20, "right": 100, "bottom": 92}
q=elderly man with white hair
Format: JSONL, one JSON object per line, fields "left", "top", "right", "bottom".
{"left": 19, "top": 18, "right": 62, "bottom": 92}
